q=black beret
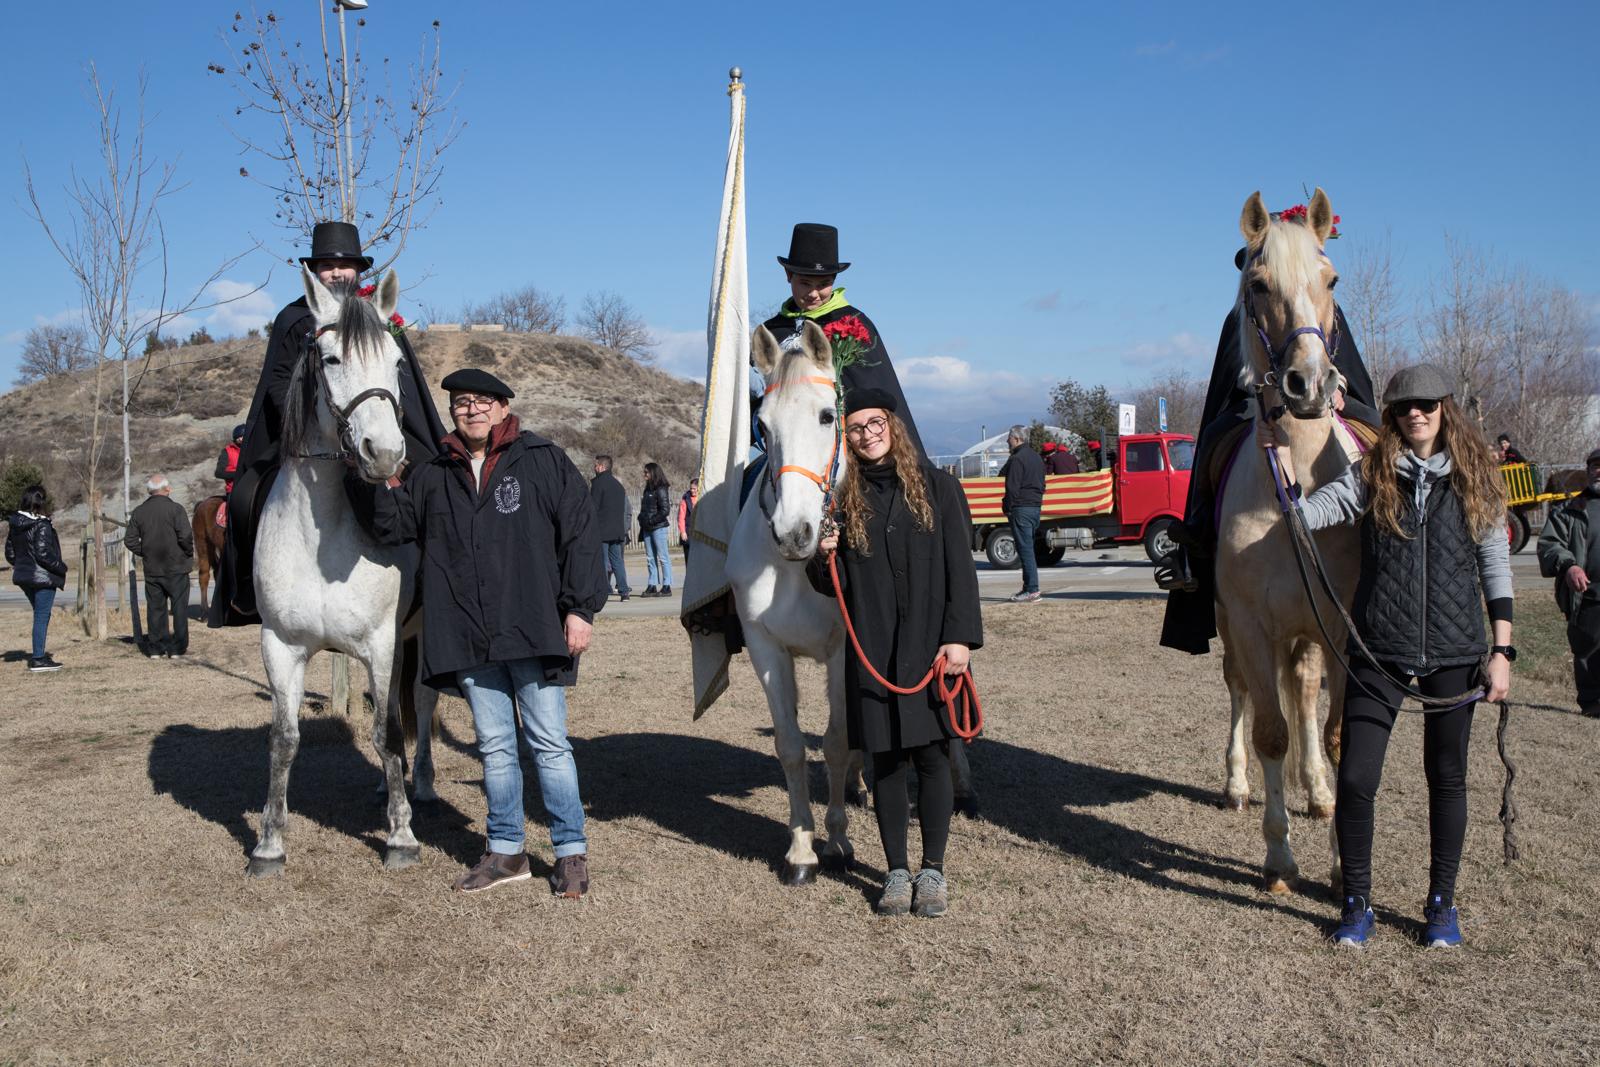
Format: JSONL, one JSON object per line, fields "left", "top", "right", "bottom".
{"left": 441, "top": 368, "right": 515, "bottom": 400}
{"left": 842, "top": 386, "right": 897, "bottom": 416}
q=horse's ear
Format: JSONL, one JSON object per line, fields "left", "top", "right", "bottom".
{"left": 751, "top": 326, "right": 781, "bottom": 377}
{"left": 799, "top": 320, "right": 832, "bottom": 372}
{"left": 372, "top": 271, "right": 400, "bottom": 323}
{"left": 1308, "top": 187, "right": 1334, "bottom": 245}
{"left": 1239, "top": 191, "right": 1271, "bottom": 249}
{"left": 302, "top": 264, "right": 340, "bottom": 324}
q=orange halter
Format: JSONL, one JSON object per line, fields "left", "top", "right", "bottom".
{"left": 762, "top": 375, "right": 840, "bottom": 491}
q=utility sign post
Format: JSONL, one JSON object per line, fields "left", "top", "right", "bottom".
{"left": 1118, "top": 403, "right": 1136, "bottom": 436}
{"left": 1158, "top": 396, "right": 1168, "bottom": 432}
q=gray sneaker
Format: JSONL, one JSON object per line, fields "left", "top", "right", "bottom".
{"left": 1008, "top": 590, "right": 1042, "bottom": 604}
{"left": 876, "top": 868, "right": 913, "bottom": 916}
{"left": 912, "top": 868, "right": 948, "bottom": 917}
{"left": 451, "top": 851, "right": 532, "bottom": 893}
{"left": 551, "top": 853, "right": 589, "bottom": 898}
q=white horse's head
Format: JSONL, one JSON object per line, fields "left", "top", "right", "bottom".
{"left": 1237, "top": 188, "right": 1342, "bottom": 420}
{"left": 293, "top": 265, "right": 408, "bottom": 483}
{"left": 753, "top": 320, "right": 840, "bottom": 561}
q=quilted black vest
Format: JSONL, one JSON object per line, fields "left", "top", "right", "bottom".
{"left": 1351, "top": 473, "right": 1486, "bottom": 673}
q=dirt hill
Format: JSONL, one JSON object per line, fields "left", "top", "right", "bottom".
{"left": 0, "top": 329, "right": 705, "bottom": 540}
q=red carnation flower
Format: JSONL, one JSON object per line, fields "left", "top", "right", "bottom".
{"left": 390, "top": 313, "right": 405, "bottom": 327}
{"left": 357, "top": 283, "right": 377, "bottom": 298}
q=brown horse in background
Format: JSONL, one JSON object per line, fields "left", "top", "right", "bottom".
{"left": 193, "top": 496, "right": 227, "bottom": 613}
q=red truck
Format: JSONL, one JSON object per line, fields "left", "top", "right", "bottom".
{"left": 960, "top": 432, "right": 1194, "bottom": 568}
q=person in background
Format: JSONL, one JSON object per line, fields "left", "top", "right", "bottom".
{"left": 1043, "top": 441, "right": 1080, "bottom": 475}
{"left": 589, "top": 455, "right": 631, "bottom": 602}
{"left": 638, "top": 461, "right": 673, "bottom": 598}
{"left": 677, "top": 477, "right": 699, "bottom": 560}
{"left": 1496, "top": 434, "right": 1525, "bottom": 464}
{"left": 124, "top": 474, "right": 196, "bottom": 660}
{"left": 1537, "top": 445, "right": 1600, "bottom": 717}
{"left": 6, "top": 485, "right": 67, "bottom": 673}
{"left": 1000, "top": 425, "right": 1045, "bottom": 603}
{"left": 811, "top": 387, "right": 982, "bottom": 918}
{"left": 215, "top": 424, "right": 246, "bottom": 496}
{"left": 1267, "top": 363, "right": 1513, "bottom": 950}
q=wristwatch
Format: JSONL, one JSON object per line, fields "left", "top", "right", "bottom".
{"left": 1491, "top": 645, "right": 1517, "bottom": 662}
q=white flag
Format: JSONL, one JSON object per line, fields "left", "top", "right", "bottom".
{"left": 680, "top": 72, "right": 751, "bottom": 717}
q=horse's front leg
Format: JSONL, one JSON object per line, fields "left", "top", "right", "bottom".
{"left": 1239, "top": 625, "right": 1297, "bottom": 893}
{"left": 818, "top": 644, "right": 854, "bottom": 872}
{"left": 1291, "top": 639, "right": 1336, "bottom": 819}
{"left": 249, "top": 629, "right": 308, "bottom": 878}
{"left": 749, "top": 634, "right": 817, "bottom": 885}
{"left": 1219, "top": 606, "right": 1252, "bottom": 811}
{"left": 364, "top": 640, "right": 419, "bottom": 870}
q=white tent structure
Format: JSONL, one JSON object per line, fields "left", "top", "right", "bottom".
{"left": 954, "top": 425, "right": 1082, "bottom": 478}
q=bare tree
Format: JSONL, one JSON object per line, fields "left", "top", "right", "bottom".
{"left": 211, "top": 5, "right": 460, "bottom": 274}
{"left": 1340, "top": 231, "right": 1408, "bottom": 402}
{"left": 1494, "top": 273, "right": 1596, "bottom": 463}
{"left": 1418, "top": 236, "right": 1506, "bottom": 420}
{"left": 1128, "top": 367, "right": 1207, "bottom": 437}
{"left": 15, "top": 323, "right": 92, "bottom": 385}
{"left": 461, "top": 284, "right": 567, "bottom": 333}
{"left": 577, "top": 291, "right": 656, "bottom": 362}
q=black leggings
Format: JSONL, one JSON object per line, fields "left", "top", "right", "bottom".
{"left": 872, "top": 742, "right": 953, "bottom": 873}
{"left": 1336, "top": 658, "right": 1478, "bottom": 906}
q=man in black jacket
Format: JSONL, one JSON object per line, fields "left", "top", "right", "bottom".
{"left": 589, "top": 454, "right": 631, "bottom": 601}
{"left": 209, "top": 221, "right": 447, "bottom": 627}
{"left": 365, "top": 367, "right": 607, "bottom": 898}
{"left": 1000, "top": 425, "right": 1046, "bottom": 603}
{"left": 125, "top": 474, "right": 196, "bottom": 658}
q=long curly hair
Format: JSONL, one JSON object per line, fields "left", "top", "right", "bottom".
{"left": 1363, "top": 395, "right": 1505, "bottom": 540}
{"left": 834, "top": 412, "right": 933, "bottom": 556}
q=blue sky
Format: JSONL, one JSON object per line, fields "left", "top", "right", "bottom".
{"left": 4, "top": 1, "right": 1596, "bottom": 453}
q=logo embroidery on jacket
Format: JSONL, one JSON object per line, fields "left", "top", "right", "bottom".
{"left": 494, "top": 475, "right": 522, "bottom": 515}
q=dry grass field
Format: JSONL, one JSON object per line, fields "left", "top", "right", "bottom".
{"left": 1, "top": 593, "right": 1597, "bottom": 1065}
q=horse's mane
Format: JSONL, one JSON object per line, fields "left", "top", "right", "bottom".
{"left": 281, "top": 294, "right": 391, "bottom": 458}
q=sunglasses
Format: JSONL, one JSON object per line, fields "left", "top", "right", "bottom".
{"left": 1388, "top": 398, "right": 1440, "bottom": 417}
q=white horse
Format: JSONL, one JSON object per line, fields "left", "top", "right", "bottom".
{"left": 247, "top": 267, "right": 433, "bottom": 877}
{"left": 728, "top": 321, "right": 859, "bottom": 884}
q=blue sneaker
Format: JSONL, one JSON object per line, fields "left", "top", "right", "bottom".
{"left": 1333, "top": 895, "right": 1375, "bottom": 947}
{"left": 1422, "top": 895, "right": 1462, "bottom": 948}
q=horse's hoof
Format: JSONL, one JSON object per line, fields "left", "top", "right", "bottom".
{"left": 844, "top": 788, "right": 868, "bottom": 809}
{"left": 780, "top": 861, "right": 819, "bottom": 887}
{"left": 1264, "top": 873, "right": 1297, "bottom": 895}
{"left": 1308, "top": 801, "right": 1336, "bottom": 821}
{"left": 1224, "top": 792, "right": 1250, "bottom": 812}
{"left": 383, "top": 845, "right": 421, "bottom": 871}
{"left": 953, "top": 793, "right": 982, "bottom": 820}
{"left": 246, "top": 855, "right": 285, "bottom": 879}
{"left": 820, "top": 848, "right": 855, "bottom": 873}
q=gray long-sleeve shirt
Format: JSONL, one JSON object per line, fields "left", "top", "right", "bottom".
{"left": 1298, "top": 455, "right": 1514, "bottom": 607}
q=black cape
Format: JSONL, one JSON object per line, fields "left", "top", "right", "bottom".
{"left": 208, "top": 296, "right": 448, "bottom": 626}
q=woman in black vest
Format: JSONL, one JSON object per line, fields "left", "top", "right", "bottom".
{"left": 1267, "top": 363, "right": 1513, "bottom": 949}
{"left": 812, "top": 387, "right": 982, "bottom": 918}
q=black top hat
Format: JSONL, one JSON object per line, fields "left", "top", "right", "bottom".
{"left": 777, "top": 223, "right": 850, "bottom": 276}
{"left": 300, "top": 221, "right": 374, "bottom": 271}
{"left": 441, "top": 368, "right": 515, "bottom": 400}
{"left": 843, "top": 386, "right": 897, "bottom": 416}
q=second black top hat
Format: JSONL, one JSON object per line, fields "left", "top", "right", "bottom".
{"left": 777, "top": 223, "right": 851, "bottom": 276}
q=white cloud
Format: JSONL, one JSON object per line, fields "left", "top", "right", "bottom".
{"left": 648, "top": 326, "right": 708, "bottom": 383}
{"left": 1120, "top": 331, "right": 1210, "bottom": 368}
{"left": 203, "top": 278, "right": 279, "bottom": 338}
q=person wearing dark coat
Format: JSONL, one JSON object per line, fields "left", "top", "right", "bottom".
{"left": 1537, "top": 446, "right": 1600, "bottom": 716}
{"left": 760, "top": 223, "right": 926, "bottom": 458}
{"left": 1158, "top": 250, "right": 1378, "bottom": 654}
{"left": 6, "top": 485, "right": 67, "bottom": 672}
{"left": 637, "top": 462, "right": 673, "bottom": 597}
{"left": 209, "top": 221, "right": 447, "bottom": 627}
{"left": 1043, "top": 442, "right": 1080, "bottom": 475}
{"left": 810, "top": 386, "right": 982, "bottom": 918}
{"left": 589, "top": 455, "right": 631, "bottom": 601}
{"left": 124, "top": 474, "right": 196, "bottom": 658}
{"left": 362, "top": 367, "right": 606, "bottom": 899}
{"left": 1000, "top": 426, "right": 1046, "bottom": 603}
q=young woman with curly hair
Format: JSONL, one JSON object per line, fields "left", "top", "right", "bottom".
{"left": 811, "top": 387, "right": 982, "bottom": 918}
{"left": 1265, "top": 363, "right": 1513, "bottom": 949}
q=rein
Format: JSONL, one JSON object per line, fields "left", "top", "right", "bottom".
{"left": 292, "top": 322, "right": 404, "bottom": 463}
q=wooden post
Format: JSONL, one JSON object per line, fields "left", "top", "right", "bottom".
{"left": 331, "top": 653, "right": 352, "bottom": 716}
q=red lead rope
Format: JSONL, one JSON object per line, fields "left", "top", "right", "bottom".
{"left": 826, "top": 553, "right": 984, "bottom": 743}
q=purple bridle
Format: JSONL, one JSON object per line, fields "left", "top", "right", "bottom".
{"left": 1243, "top": 249, "right": 1341, "bottom": 420}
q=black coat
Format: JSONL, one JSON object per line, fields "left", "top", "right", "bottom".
{"left": 124, "top": 495, "right": 195, "bottom": 578}
{"left": 368, "top": 421, "right": 608, "bottom": 694}
{"left": 762, "top": 303, "right": 926, "bottom": 458}
{"left": 638, "top": 484, "right": 671, "bottom": 532}
{"left": 1045, "top": 450, "right": 1080, "bottom": 475}
{"left": 809, "top": 463, "right": 983, "bottom": 753}
{"left": 6, "top": 512, "right": 67, "bottom": 591}
{"left": 589, "top": 470, "right": 629, "bottom": 542}
{"left": 1001, "top": 445, "right": 1045, "bottom": 513}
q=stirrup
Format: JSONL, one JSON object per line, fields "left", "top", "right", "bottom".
{"left": 1154, "top": 548, "right": 1198, "bottom": 593}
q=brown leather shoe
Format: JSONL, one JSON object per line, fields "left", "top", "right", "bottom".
{"left": 550, "top": 854, "right": 589, "bottom": 898}
{"left": 451, "top": 851, "right": 532, "bottom": 893}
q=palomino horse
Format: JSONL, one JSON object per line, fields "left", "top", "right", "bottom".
{"left": 247, "top": 267, "right": 425, "bottom": 876}
{"left": 192, "top": 496, "right": 225, "bottom": 614}
{"left": 1214, "top": 188, "right": 1357, "bottom": 893}
{"left": 728, "top": 321, "right": 859, "bottom": 884}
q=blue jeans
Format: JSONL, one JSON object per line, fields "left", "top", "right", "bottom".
{"left": 1009, "top": 506, "right": 1041, "bottom": 593}
{"left": 457, "top": 659, "right": 587, "bottom": 859}
{"left": 644, "top": 526, "right": 672, "bottom": 588}
{"left": 24, "top": 586, "right": 55, "bottom": 658}
{"left": 602, "top": 540, "right": 630, "bottom": 596}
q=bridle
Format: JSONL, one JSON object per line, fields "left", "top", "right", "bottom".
{"left": 1243, "top": 249, "right": 1341, "bottom": 423}
{"left": 757, "top": 373, "right": 842, "bottom": 524}
{"left": 296, "top": 321, "right": 403, "bottom": 463}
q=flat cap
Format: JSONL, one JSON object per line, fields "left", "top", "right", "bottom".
{"left": 1383, "top": 363, "right": 1452, "bottom": 408}
{"left": 1586, "top": 446, "right": 1600, "bottom": 465}
{"left": 441, "top": 368, "right": 515, "bottom": 400}
{"left": 842, "top": 386, "right": 897, "bottom": 416}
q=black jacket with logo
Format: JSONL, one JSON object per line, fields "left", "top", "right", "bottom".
{"left": 367, "top": 418, "right": 607, "bottom": 693}
{"left": 6, "top": 512, "right": 67, "bottom": 591}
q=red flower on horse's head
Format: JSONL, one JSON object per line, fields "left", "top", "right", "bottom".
{"left": 390, "top": 313, "right": 406, "bottom": 328}
{"left": 357, "top": 283, "right": 377, "bottom": 298}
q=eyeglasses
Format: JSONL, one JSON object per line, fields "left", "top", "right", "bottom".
{"left": 845, "top": 416, "right": 890, "bottom": 440}
{"left": 450, "top": 394, "right": 498, "bottom": 413}
{"left": 1388, "top": 398, "right": 1440, "bottom": 417}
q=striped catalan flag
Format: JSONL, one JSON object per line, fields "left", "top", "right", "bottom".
{"left": 962, "top": 471, "right": 1116, "bottom": 525}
